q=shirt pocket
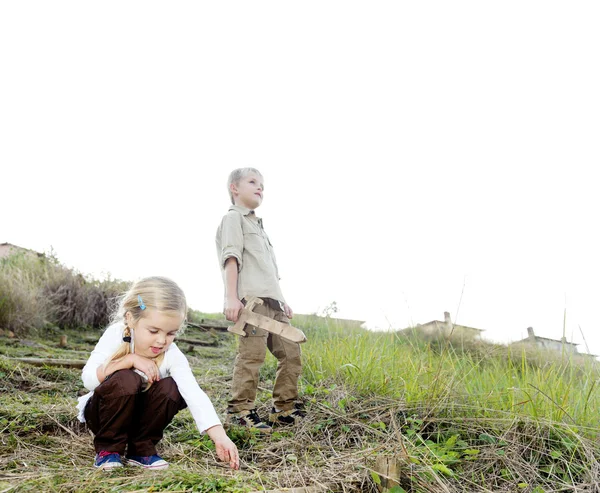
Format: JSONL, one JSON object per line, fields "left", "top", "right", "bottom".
{"left": 243, "top": 232, "right": 266, "bottom": 255}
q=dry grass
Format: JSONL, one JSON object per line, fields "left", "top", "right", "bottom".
{"left": 2, "top": 252, "right": 600, "bottom": 491}
{"left": 2, "top": 325, "right": 600, "bottom": 492}
{"left": 0, "top": 252, "right": 128, "bottom": 335}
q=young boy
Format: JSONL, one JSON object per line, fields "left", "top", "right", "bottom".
{"left": 215, "top": 168, "right": 303, "bottom": 433}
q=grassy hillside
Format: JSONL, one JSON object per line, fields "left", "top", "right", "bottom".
{"left": 2, "top": 319, "right": 599, "bottom": 492}
{"left": 2, "top": 253, "right": 600, "bottom": 491}
{"left": 299, "top": 317, "right": 600, "bottom": 491}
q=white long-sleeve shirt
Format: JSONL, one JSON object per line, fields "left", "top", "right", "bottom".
{"left": 76, "top": 322, "right": 222, "bottom": 434}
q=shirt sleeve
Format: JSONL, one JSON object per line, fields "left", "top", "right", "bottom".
{"left": 218, "top": 211, "right": 243, "bottom": 271}
{"left": 166, "top": 343, "right": 222, "bottom": 433}
{"left": 81, "top": 323, "right": 122, "bottom": 391}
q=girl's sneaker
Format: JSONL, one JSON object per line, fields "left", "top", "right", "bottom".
{"left": 125, "top": 454, "right": 169, "bottom": 470}
{"left": 94, "top": 451, "right": 123, "bottom": 470}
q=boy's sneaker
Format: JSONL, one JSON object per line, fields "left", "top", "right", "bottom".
{"left": 227, "top": 409, "right": 272, "bottom": 434}
{"left": 268, "top": 406, "right": 306, "bottom": 426}
{"left": 94, "top": 451, "right": 122, "bottom": 470}
{"left": 125, "top": 454, "right": 169, "bottom": 470}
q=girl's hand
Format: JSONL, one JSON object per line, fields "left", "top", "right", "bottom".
{"left": 129, "top": 354, "right": 160, "bottom": 383}
{"left": 215, "top": 435, "right": 240, "bottom": 470}
{"left": 206, "top": 425, "right": 240, "bottom": 470}
{"left": 283, "top": 303, "right": 293, "bottom": 319}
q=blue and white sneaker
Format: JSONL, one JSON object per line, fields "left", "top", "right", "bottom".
{"left": 94, "top": 451, "right": 122, "bottom": 470}
{"left": 125, "top": 454, "right": 169, "bottom": 470}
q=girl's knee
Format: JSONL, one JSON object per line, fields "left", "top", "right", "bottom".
{"left": 96, "top": 369, "right": 143, "bottom": 397}
{"left": 150, "top": 377, "right": 184, "bottom": 403}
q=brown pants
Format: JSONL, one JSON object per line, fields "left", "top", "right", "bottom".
{"left": 84, "top": 369, "right": 187, "bottom": 456}
{"left": 229, "top": 298, "right": 302, "bottom": 413}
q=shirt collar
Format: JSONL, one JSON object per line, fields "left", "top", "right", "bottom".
{"left": 229, "top": 204, "right": 258, "bottom": 217}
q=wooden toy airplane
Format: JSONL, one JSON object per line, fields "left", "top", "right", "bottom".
{"left": 228, "top": 297, "right": 307, "bottom": 343}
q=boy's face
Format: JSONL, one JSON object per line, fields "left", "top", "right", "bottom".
{"left": 231, "top": 172, "right": 264, "bottom": 210}
{"left": 127, "top": 309, "right": 182, "bottom": 360}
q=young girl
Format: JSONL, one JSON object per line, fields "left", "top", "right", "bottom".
{"left": 76, "top": 276, "right": 239, "bottom": 471}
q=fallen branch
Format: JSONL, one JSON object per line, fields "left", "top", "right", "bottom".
{"left": 249, "top": 487, "right": 326, "bottom": 493}
{"left": 11, "top": 357, "right": 86, "bottom": 369}
{"left": 177, "top": 337, "right": 219, "bottom": 347}
{"left": 187, "top": 321, "right": 230, "bottom": 332}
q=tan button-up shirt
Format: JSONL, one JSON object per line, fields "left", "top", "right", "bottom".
{"left": 216, "top": 205, "right": 285, "bottom": 303}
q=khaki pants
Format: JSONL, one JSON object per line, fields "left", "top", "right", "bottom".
{"left": 229, "top": 298, "right": 302, "bottom": 413}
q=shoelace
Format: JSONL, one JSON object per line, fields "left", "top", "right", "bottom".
{"left": 247, "top": 410, "right": 264, "bottom": 424}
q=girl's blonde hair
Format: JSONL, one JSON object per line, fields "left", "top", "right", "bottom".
{"left": 105, "top": 276, "right": 187, "bottom": 389}
{"left": 227, "top": 167, "right": 263, "bottom": 204}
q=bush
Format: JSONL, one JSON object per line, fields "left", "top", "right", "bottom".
{"left": 0, "top": 259, "right": 49, "bottom": 335}
{"left": 0, "top": 251, "right": 128, "bottom": 335}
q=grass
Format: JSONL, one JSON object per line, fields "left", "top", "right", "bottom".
{"left": 0, "top": 252, "right": 128, "bottom": 336}
{"left": 297, "top": 317, "right": 600, "bottom": 491}
{"left": 0, "top": 252, "right": 206, "bottom": 337}
{"left": 0, "top": 326, "right": 257, "bottom": 493}
{"left": 302, "top": 318, "right": 600, "bottom": 428}
{"left": 2, "top": 316, "right": 600, "bottom": 492}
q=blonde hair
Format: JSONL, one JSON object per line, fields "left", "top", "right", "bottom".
{"left": 227, "top": 167, "right": 263, "bottom": 204}
{"left": 105, "top": 276, "right": 187, "bottom": 389}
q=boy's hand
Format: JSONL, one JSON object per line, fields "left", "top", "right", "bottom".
{"left": 283, "top": 303, "right": 293, "bottom": 319}
{"left": 129, "top": 354, "right": 160, "bottom": 384}
{"left": 206, "top": 425, "right": 240, "bottom": 470}
{"left": 224, "top": 297, "right": 244, "bottom": 322}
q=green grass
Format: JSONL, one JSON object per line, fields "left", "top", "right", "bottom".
{"left": 2, "top": 306, "right": 600, "bottom": 491}
{"left": 290, "top": 315, "right": 600, "bottom": 490}
{"left": 299, "top": 319, "right": 600, "bottom": 430}
{"left": 0, "top": 326, "right": 260, "bottom": 493}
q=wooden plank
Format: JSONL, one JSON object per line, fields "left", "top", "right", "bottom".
{"left": 374, "top": 456, "right": 401, "bottom": 492}
{"left": 176, "top": 337, "right": 219, "bottom": 347}
{"left": 199, "top": 325, "right": 229, "bottom": 332}
{"left": 187, "top": 321, "right": 230, "bottom": 332}
{"left": 11, "top": 357, "right": 86, "bottom": 369}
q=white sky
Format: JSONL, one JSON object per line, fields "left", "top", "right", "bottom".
{"left": 1, "top": 2, "right": 599, "bottom": 354}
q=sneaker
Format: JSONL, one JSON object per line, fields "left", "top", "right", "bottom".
{"left": 94, "top": 451, "right": 122, "bottom": 470}
{"left": 227, "top": 409, "right": 272, "bottom": 434}
{"left": 125, "top": 454, "right": 169, "bottom": 470}
{"left": 268, "top": 406, "right": 306, "bottom": 426}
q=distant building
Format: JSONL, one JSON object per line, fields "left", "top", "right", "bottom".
{"left": 512, "top": 327, "right": 597, "bottom": 358}
{"left": 0, "top": 242, "right": 43, "bottom": 259}
{"left": 404, "top": 311, "right": 484, "bottom": 340}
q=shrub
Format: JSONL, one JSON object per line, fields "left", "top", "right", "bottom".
{"left": 0, "top": 251, "right": 127, "bottom": 335}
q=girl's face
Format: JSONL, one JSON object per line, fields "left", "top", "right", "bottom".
{"left": 127, "top": 309, "right": 183, "bottom": 359}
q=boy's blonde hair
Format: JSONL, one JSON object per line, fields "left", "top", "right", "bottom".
{"left": 227, "top": 167, "right": 263, "bottom": 204}
{"left": 105, "top": 276, "right": 187, "bottom": 389}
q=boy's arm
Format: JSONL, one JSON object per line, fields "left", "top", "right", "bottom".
{"left": 283, "top": 302, "right": 293, "bottom": 319}
{"left": 218, "top": 212, "right": 244, "bottom": 322}
{"left": 223, "top": 257, "right": 244, "bottom": 322}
